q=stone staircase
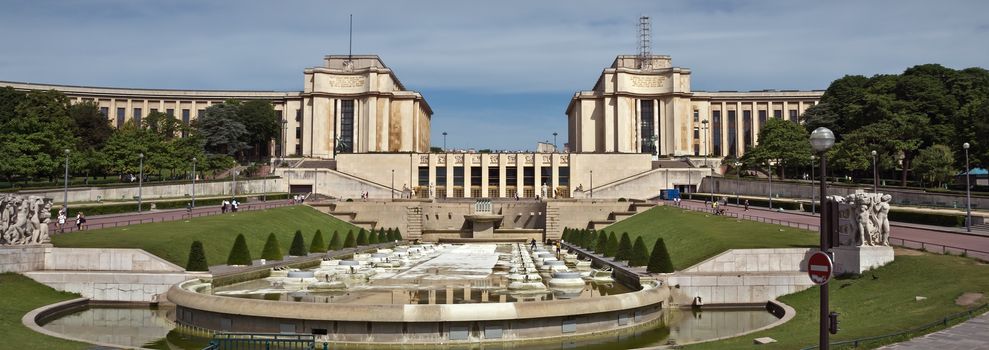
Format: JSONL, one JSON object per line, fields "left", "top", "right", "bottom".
{"left": 544, "top": 205, "right": 561, "bottom": 240}
{"left": 588, "top": 202, "right": 657, "bottom": 230}
{"left": 407, "top": 206, "right": 423, "bottom": 240}
{"left": 309, "top": 203, "right": 378, "bottom": 231}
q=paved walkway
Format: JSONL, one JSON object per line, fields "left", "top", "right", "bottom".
{"left": 879, "top": 311, "right": 989, "bottom": 349}
{"left": 52, "top": 200, "right": 295, "bottom": 233}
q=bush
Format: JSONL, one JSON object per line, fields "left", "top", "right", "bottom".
{"left": 585, "top": 229, "right": 597, "bottom": 251}
{"left": 356, "top": 229, "right": 369, "bottom": 246}
{"left": 310, "top": 230, "right": 327, "bottom": 253}
{"left": 561, "top": 228, "right": 571, "bottom": 242}
{"left": 647, "top": 238, "right": 675, "bottom": 273}
{"left": 377, "top": 228, "right": 387, "bottom": 243}
{"left": 343, "top": 230, "right": 356, "bottom": 248}
{"left": 629, "top": 237, "right": 649, "bottom": 267}
{"left": 392, "top": 228, "right": 403, "bottom": 241}
{"left": 289, "top": 230, "right": 308, "bottom": 256}
{"left": 261, "top": 233, "right": 283, "bottom": 260}
{"left": 328, "top": 230, "right": 342, "bottom": 250}
{"left": 604, "top": 232, "right": 619, "bottom": 257}
{"left": 618, "top": 197, "right": 627, "bottom": 202}
{"left": 888, "top": 210, "right": 965, "bottom": 227}
{"left": 595, "top": 231, "right": 608, "bottom": 254}
{"left": 226, "top": 234, "right": 252, "bottom": 266}
{"left": 186, "top": 240, "right": 208, "bottom": 271}
{"left": 615, "top": 232, "right": 632, "bottom": 262}
{"left": 368, "top": 228, "right": 379, "bottom": 244}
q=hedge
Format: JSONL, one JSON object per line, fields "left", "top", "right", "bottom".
{"left": 328, "top": 231, "right": 342, "bottom": 250}
{"left": 226, "top": 234, "right": 252, "bottom": 265}
{"left": 260, "top": 233, "right": 283, "bottom": 261}
{"left": 289, "top": 230, "right": 308, "bottom": 256}
{"left": 186, "top": 240, "right": 208, "bottom": 271}
{"left": 310, "top": 230, "right": 326, "bottom": 253}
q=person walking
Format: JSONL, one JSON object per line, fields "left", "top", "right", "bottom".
{"left": 744, "top": 199, "right": 750, "bottom": 211}
{"left": 232, "top": 200, "right": 239, "bottom": 212}
{"left": 221, "top": 200, "right": 228, "bottom": 213}
{"left": 57, "top": 208, "right": 66, "bottom": 233}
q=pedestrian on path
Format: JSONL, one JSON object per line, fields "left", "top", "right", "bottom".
{"left": 57, "top": 208, "right": 66, "bottom": 233}
{"left": 221, "top": 200, "right": 229, "bottom": 213}
{"left": 744, "top": 200, "right": 750, "bottom": 211}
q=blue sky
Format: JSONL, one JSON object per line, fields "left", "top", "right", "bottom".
{"left": 1, "top": 0, "right": 987, "bottom": 150}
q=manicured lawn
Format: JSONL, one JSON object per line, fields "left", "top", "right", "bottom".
{"left": 0, "top": 273, "right": 88, "bottom": 350}
{"left": 603, "top": 206, "right": 819, "bottom": 269}
{"left": 52, "top": 206, "right": 360, "bottom": 268}
{"left": 687, "top": 252, "right": 989, "bottom": 349}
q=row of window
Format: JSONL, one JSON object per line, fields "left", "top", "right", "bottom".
{"left": 707, "top": 109, "right": 801, "bottom": 157}
{"left": 420, "top": 166, "right": 570, "bottom": 187}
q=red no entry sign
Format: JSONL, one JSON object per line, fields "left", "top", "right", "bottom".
{"left": 808, "top": 251, "right": 833, "bottom": 285}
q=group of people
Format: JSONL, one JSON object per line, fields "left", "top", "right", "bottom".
{"left": 220, "top": 199, "right": 239, "bottom": 213}
{"left": 291, "top": 194, "right": 306, "bottom": 204}
{"left": 706, "top": 198, "right": 730, "bottom": 216}
{"left": 670, "top": 197, "right": 683, "bottom": 206}
{"left": 54, "top": 207, "right": 87, "bottom": 232}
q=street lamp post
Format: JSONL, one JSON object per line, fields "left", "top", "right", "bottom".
{"left": 391, "top": 169, "right": 395, "bottom": 200}
{"left": 138, "top": 153, "right": 144, "bottom": 213}
{"left": 553, "top": 132, "right": 558, "bottom": 152}
{"left": 442, "top": 132, "right": 448, "bottom": 152}
{"left": 811, "top": 155, "right": 816, "bottom": 215}
{"left": 62, "top": 149, "right": 70, "bottom": 215}
{"left": 964, "top": 142, "right": 972, "bottom": 232}
{"left": 232, "top": 170, "right": 238, "bottom": 199}
{"left": 768, "top": 161, "right": 773, "bottom": 210}
{"left": 734, "top": 161, "right": 741, "bottom": 205}
{"left": 871, "top": 150, "right": 878, "bottom": 193}
{"left": 191, "top": 157, "right": 197, "bottom": 208}
{"left": 701, "top": 119, "right": 709, "bottom": 168}
{"left": 810, "top": 127, "right": 836, "bottom": 350}
{"left": 590, "top": 170, "right": 593, "bottom": 199}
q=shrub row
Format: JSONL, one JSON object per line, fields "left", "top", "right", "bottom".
{"left": 560, "top": 227, "right": 672, "bottom": 273}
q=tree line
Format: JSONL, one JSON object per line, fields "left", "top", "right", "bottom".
{"left": 0, "top": 87, "right": 281, "bottom": 184}
{"left": 739, "top": 64, "right": 989, "bottom": 188}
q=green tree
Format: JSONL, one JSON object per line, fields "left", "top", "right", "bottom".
{"left": 377, "top": 228, "right": 387, "bottom": 243}
{"left": 740, "top": 118, "right": 811, "bottom": 179}
{"left": 647, "top": 238, "right": 675, "bottom": 273}
{"left": 0, "top": 88, "right": 77, "bottom": 181}
{"left": 195, "top": 103, "right": 248, "bottom": 156}
{"left": 392, "top": 228, "right": 403, "bottom": 241}
{"left": 343, "top": 230, "right": 356, "bottom": 248}
{"left": 310, "top": 230, "right": 327, "bottom": 253}
{"left": 629, "top": 237, "right": 649, "bottom": 267}
{"left": 913, "top": 144, "right": 955, "bottom": 187}
{"left": 595, "top": 231, "right": 608, "bottom": 254}
{"left": 143, "top": 111, "right": 181, "bottom": 140}
{"left": 328, "top": 230, "right": 342, "bottom": 250}
{"left": 235, "top": 100, "right": 280, "bottom": 160}
{"left": 186, "top": 240, "right": 209, "bottom": 271}
{"left": 584, "top": 230, "right": 597, "bottom": 251}
{"left": 289, "top": 230, "right": 308, "bottom": 256}
{"left": 615, "top": 232, "right": 632, "bottom": 262}
{"left": 261, "top": 233, "right": 283, "bottom": 261}
{"left": 368, "top": 228, "right": 379, "bottom": 244}
{"left": 226, "top": 234, "right": 252, "bottom": 265}
{"left": 561, "top": 228, "right": 571, "bottom": 242}
{"left": 356, "top": 229, "right": 369, "bottom": 246}
{"left": 604, "top": 232, "right": 619, "bottom": 257}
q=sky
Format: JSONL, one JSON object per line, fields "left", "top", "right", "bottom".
{"left": 1, "top": 0, "right": 987, "bottom": 150}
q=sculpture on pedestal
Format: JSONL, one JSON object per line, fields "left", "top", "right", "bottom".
{"left": 0, "top": 194, "right": 53, "bottom": 245}
{"left": 832, "top": 192, "right": 891, "bottom": 247}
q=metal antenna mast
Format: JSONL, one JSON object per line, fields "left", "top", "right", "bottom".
{"left": 348, "top": 14, "right": 353, "bottom": 61}
{"left": 638, "top": 15, "right": 652, "bottom": 70}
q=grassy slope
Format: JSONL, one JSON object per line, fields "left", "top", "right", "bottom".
{"left": 0, "top": 273, "right": 87, "bottom": 350}
{"left": 52, "top": 205, "right": 360, "bottom": 267}
{"left": 688, "top": 253, "right": 989, "bottom": 349}
{"left": 602, "top": 206, "right": 819, "bottom": 269}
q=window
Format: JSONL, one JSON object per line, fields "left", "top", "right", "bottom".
{"left": 166, "top": 108, "right": 174, "bottom": 116}
{"left": 540, "top": 167, "right": 552, "bottom": 186}
{"left": 693, "top": 127, "right": 700, "bottom": 140}
{"left": 339, "top": 100, "right": 354, "bottom": 153}
{"left": 436, "top": 166, "right": 447, "bottom": 186}
{"left": 453, "top": 167, "right": 464, "bottom": 186}
{"left": 418, "top": 167, "right": 429, "bottom": 186}
{"left": 523, "top": 167, "right": 535, "bottom": 187}
{"left": 198, "top": 109, "right": 205, "bottom": 118}
{"left": 471, "top": 167, "right": 481, "bottom": 187}
{"left": 506, "top": 167, "right": 517, "bottom": 185}
{"left": 743, "top": 110, "right": 753, "bottom": 149}
{"left": 116, "top": 107, "right": 125, "bottom": 128}
{"left": 727, "top": 110, "right": 737, "bottom": 157}
{"left": 100, "top": 107, "right": 109, "bottom": 118}
{"left": 488, "top": 168, "right": 499, "bottom": 186}
{"left": 712, "top": 111, "right": 722, "bottom": 157}
{"left": 639, "top": 100, "right": 655, "bottom": 154}
{"left": 295, "top": 127, "right": 302, "bottom": 139}
{"left": 294, "top": 144, "right": 301, "bottom": 156}
{"left": 694, "top": 143, "right": 700, "bottom": 156}
{"left": 182, "top": 109, "right": 190, "bottom": 138}
{"left": 693, "top": 109, "right": 699, "bottom": 123}
{"left": 558, "top": 167, "right": 569, "bottom": 186}
{"left": 789, "top": 109, "right": 799, "bottom": 123}
{"left": 133, "top": 108, "right": 142, "bottom": 126}
{"left": 758, "top": 110, "right": 767, "bottom": 130}
{"left": 151, "top": 108, "right": 158, "bottom": 114}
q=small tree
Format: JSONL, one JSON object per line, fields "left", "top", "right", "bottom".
{"left": 615, "top": 232, "right": 632, "bottom": 262}
{"left": 647, "top": 238, "right": 675, "bottom": 273}
{"left": 226, "top": 234, "right": 252, "bottom": 265}
{"left": 289, "top": 230, "right": 308, "bottom": 256}
{"left": 356, "top": 229, "right": 369, "bottom": 246}
{"left": 392, "top": 228, "right": 403, "bottom": 241}
{"left": 328, "top": 230, "right": 342, "bottom": 250}
{"left": 585, "top": 230, "right": 597, "bottom": 251}
{"left": 595, "top": 231, "right": 608, "bottom": 254}
{"left": 629, "top": 237, "right": 649, "bottom": 267}
{"left": 561, "top": 228, "right": 571, "bottom": 242}
{"left": 186, "top": 240, "right": 209, "bottom": 271}
{"left": 380, "top": 228, "right": 389, "bottom": 242}
{"left": 580, "top": 229, "right": 590, "bottom": 248}
{"left": 368, "top": 228, "right": 379, "bottom": 244}
{"left": 343, "top": 230, "right": 356, "bottom": 248}
{"left": 604, "top": 232, "right": 619, "bottom": 257}
{"left": 310, "top": 230, "right": 327, "bottom": 253}
{"left": 261, "top": 233, "right": 283, "bottom": 261}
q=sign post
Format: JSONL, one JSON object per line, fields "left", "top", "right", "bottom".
{"left": 808, "top": 251, "right": 833, "bottom": 285}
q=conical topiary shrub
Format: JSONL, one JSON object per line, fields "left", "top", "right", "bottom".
{"left": 368, "top": 228, "right": 379, "bottom": 244}
{"left": 356, "top": 229, "right": 369, "bottom": 246}
{"left": 186, "top": 240, "right": 209, "bottom": 271}
{"left": 604, "top": 231, "right": 619, "bottom": 257}
{"left": 629, "top": 236, "right": 649, "bottom": 267}
{"left": 261, "top": 233, "right": 283, "bottom": 261}
{"left": 329, "top": 230, "right": 342, "bottom": 250}
{"left": 392, "top": 228, "right": 403, "bottom": 241}
{"left": 595, "top": 231, "right": 608, "bottom": 254}
{"left": 310, "top": 230, "right": 327, "bottom": 253}
{"left": 615, "top": 232, "right": 632, "bottom": 262}
{"left": 226, "top": 234, "right": 252, "bottom": 266}
{"left": 647, "top": 238, "right": 675, "bottom": 273}
{"left": 289, "top": 230, "right": 308, "bottom": 256}
{"left": 378, "top": 228, "right": 388, "bottom": 243}
{"left": 343, "top": 230, "right": 356, "bottom": 248}
{"left": 585, "top": 230, "right": 597, "bottom": 251}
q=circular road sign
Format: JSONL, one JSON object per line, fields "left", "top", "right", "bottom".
{"left": 808, "top": 251, "right": 833, "bottom": 285}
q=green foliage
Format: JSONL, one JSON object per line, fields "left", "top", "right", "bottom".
{"left": 741, "top": 118, "right": 812, "bottom": 179}
{"left": 328, "top": 230, "right": 342, "bottom": 250}
{"left": 226, "top": 234, "right": 253, "bottom": 265}
{"left": 356, "top": 229, "right": 368, "bottom": 246}
{"left": 343, "top": 230, "right": 356, "bottom": 248}
{"left": 888, "top": 209, "right": 966, "bottom": 227}
{"left": 260, "top": 233, "right": 283, "bottom": 261}
{"left": 377, "top": 228, "right": 387, "bottom": 243}
{"left": 595, "top": 230, "right": 609, "bottom": 254}
{"left": 185, "top": 240, "right": 209, "bottom": 271}
{"left": 368, "top": 228, "right": 379, "bottom": 244}
{"left": 646, "top": 238, "right": 674, "bottom": 273}
{"left": 235, "top": 100, "right": 280, "bottom": 160}
{"left": 913, "top": 144, "right": 955, "bottom": 186}
{"left": 604, "top": 231, "right": 619, "bottom": 257}
{"left": 561, "top": 228, "right": 571, "bottom": 242}
{"left": 584, "top": 229, "right": 597, "bottom": 251}
{"left": 195, "top": 103, "right": 248, "bottom": 156}
{"left": 143, "top": 111, "right": 181, "bottom": 140}
{"left": 629, "top": 237, "right": 649, "bottom": 267}
{"left": 615, "top": 232, "right": 632, "bottom": 261}
{"left": 289, "top": 230, "right": 308, "bottom": 256}
{"left": 0, "top": 88, "right": 77, "bottom": 181}
{"left": 309, "top": 230, "right": 326, "bottom": 253}
{"left": 392, "top": 228, "right": 402, "bottom": 241}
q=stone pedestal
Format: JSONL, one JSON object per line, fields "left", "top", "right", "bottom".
{"left": 832, "top": 245, "right": 894, "bottom": 275}
{"left": 465, "top": 214, "right": 502, "bottom": 239}
{"left": 0, "top": 244, "right": 51, "bottom": 273}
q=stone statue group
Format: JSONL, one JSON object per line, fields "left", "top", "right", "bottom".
{"left": 0, "top": 194, "right": 53, "bottom": 246}
{"left": 838, "top": 192, "right": 892, "bottom": 247}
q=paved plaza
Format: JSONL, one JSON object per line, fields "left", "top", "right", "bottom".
{"left": 879, "top": 312, "right": 989, "bottom": 349}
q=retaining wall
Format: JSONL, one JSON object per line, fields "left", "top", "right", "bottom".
{"left": 0, "top": 244, "right": 48, "bottom": 273}
{"left": 18, "top": 178, "right": 285, "bottom": 204}
{"left": 664, "top": 248, "right": 817, "bottom": 306}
